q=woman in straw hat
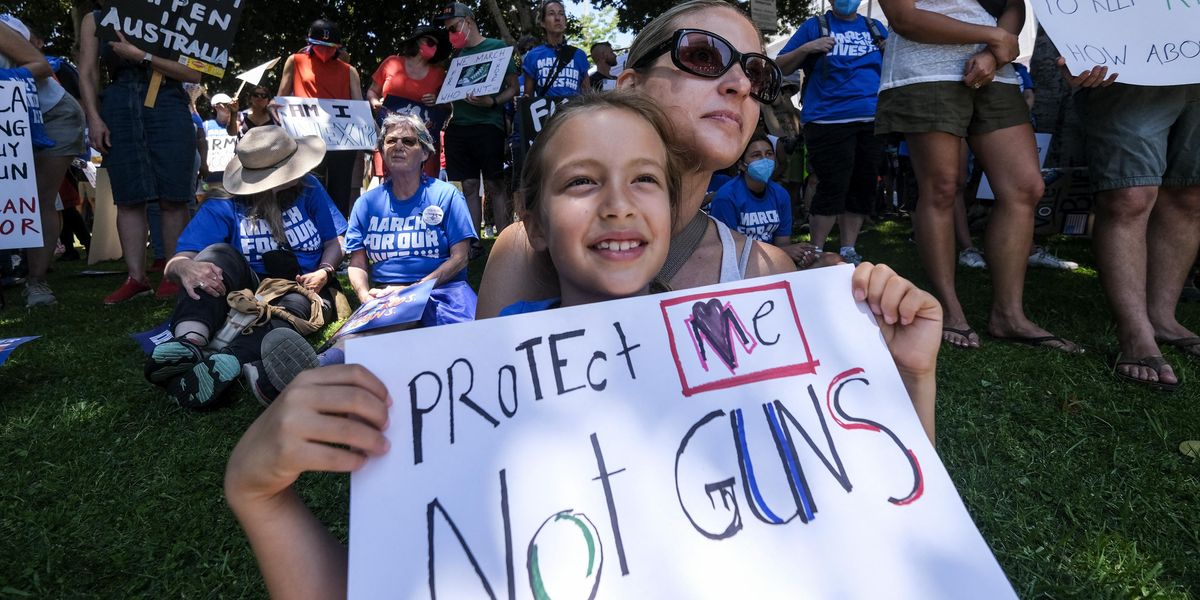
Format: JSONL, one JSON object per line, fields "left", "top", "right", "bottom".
{"left": 145, "top": 126, "right": 344, "bottom": 410}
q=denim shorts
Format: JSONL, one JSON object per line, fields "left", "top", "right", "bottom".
{"left": 39, "top": 94, "right": 86, "bottom": 157}
{"left": 1077, "top": 83, "right": 1200, "bottom": 193}
{"left": 99, "top": 73, "right": 196, "bottom": 205}
{"left": 875, "top": 81, "right": 1030, "bottom": 138}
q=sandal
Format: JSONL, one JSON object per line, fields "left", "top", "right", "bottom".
{"left": 1110, "top": 353, "right": 1179, "bottom": 392}
{"left": 990, "top": 334, "right": 1083, "bottom": 355}
{"left": 1156, "top": 336, "right": 1200, "bottom": 358}
{"left": 942, "top": 326, "right": 980, "bottom": 349}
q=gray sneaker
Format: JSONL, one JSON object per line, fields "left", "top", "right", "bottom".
{"left": 247, "top": 328, "right": 319, "bottom": 406}
{"left": 23, "top": 281, "right": 56, "bottom": 307}
{"left": 839, "top": 247, "right": 863, "bottom": 266}
{"left": 1028, "top": 246, "right": 1079, "bottom": 270}
{"left": 958, "top": 247, "right": 988, "bottom": 269}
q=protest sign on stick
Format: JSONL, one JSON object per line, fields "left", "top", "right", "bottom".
{"left": 95, "top": 0, "right": 245, "bottom": 79}
{"left": 347, "top": 266, "right": 1018, "bottom": 599}
{"left": 275, "top": 97, "right": 377, "bottom": 151}
{"left": 1032, "top": 0, "right": 1200, "bottom": 86}
{"left": 0, "top": 82, "right": 42, "bottom": 251}
{"left": 436, "top": 47, "right": 515, "bottom": 104}
{"left": 234, "top": 57, "right": 280, "bottom": 97}
{"left": 206, "top": 134, "right": 237, "bottom": 173}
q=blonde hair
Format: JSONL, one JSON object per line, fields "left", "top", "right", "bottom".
{"left": 243, "top": 184, "right": 302, "bottom": 247}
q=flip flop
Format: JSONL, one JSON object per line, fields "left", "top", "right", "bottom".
{"left": 1156, "top": 336, "right": 1200, "bottom": 358}
{"left": 1110, "top": 353, "right": 1179, "bottom": 392}
{"left": 942, "top": 326, "right": 980, "bottom": 349}
{"left": 990, "top": 334, "right": 1083, "bottom": 355}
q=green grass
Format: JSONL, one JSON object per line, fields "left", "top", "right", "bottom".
{"left": 1, "top": 225, "right": 1198, "bottom": 598}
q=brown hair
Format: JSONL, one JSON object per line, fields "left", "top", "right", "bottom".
{"left": 536, "top": 0, "right": 566, "bottom": 24}
{"left": 518, "top": 90, "right": 686, "bottom": 235}
{"left": 625, "top": 0, "right": 760, "bottom": 72}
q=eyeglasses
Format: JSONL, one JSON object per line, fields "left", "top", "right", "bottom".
{"left": 384, "top": 136, "right": 421, "bottom": 148}
{"left": 631, "top": 29, "right": 782, "bottom": 103}
{"left": 251, "top": 92, "right": 270, "bottom": 99}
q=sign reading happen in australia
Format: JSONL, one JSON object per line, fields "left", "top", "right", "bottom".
{"left": 346, "top": 266, "right": 1018, "bottom": 599}
{"left": 96, "top": 0, "right": 245, "bottom": 77}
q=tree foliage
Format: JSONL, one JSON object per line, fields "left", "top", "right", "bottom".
{"left": 3, "top": 0, "right": 812, "bottom": 92}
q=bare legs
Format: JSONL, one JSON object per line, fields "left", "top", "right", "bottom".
{"left": 117, "top": 200, "right": 189, "bottom": 283}
{"left": 26, "top": 155, "right": 73, "bottom": 284}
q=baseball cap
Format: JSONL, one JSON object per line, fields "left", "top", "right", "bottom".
{"left": 435, "top": 2, "right": 475, "bottom": 21}
{"left": 210, "top": 93, "right": 233, "bottom": 106}
{"left": 308, "top": 18, "right": 340, "bottom": 44}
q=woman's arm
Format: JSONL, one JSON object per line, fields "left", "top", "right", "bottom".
{"left": 419, "top": 239, "right": 470, "bottom": 287}
{"left": 367, "top": 82, "right": 384, "bottom": 111}
{"left": 296, "top": 239, "right": 343, "bottom": 292}
{"left": 477, "top": 223, "right": 559, "bottom": 318}
{"left": 996, "top": 0, "right": 1025, "bottom": 36}
{"left": 77, "top": 13, "right": 111, "bottom": 153}
{"left": 0, "top": 24, "right": 52, "bottom": 80}
{"left": 105, "top": 31, "right": 200, "bottom": 83}
{"left": 225, "top": 365, "right": 390, "bottom": 600}
{"left": 348, "top": 250, "right": 372, "bottom": 302}
{"left": 878, "top": 0, "right": 1018, "bottom": 62}
{"left": 278, "top": 56, "right": 295, "bottom": 96}
{"left": 348, "top": 67, "right": 363, "bottom": 101}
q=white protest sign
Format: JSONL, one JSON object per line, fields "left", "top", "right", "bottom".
{"left": 347, "top": 266, "right": 1017, "bottom": 599}
{"left": 437, "top": 46, "right": 515, "bottom": 104}
{"left": 0, "top": 81, "right": 42, "bottom": 251}
{"left": 236, "top": 57, "right": 280, "bottom": 86}
{"left": 274, "top": 97, "right": 377, "bottom": 151}
{"left": 206, "top": 134, "right": 237, "bottom": 173}
{"left": 1033, "top": 0, "right": 1200, "bottom": 86}
{"left": 978, "top": 132, "right": 1052, "bottom": 201}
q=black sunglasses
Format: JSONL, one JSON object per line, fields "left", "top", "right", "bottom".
{"left": 251, "top": 92, "right": 270, "bottom": 98}
{"left": 631, "top": 29, "right": 782, "bottom": 103}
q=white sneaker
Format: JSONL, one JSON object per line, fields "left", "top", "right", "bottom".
{"left": 1028, "top": 246, "right": 1078, "bottom": 270}
{"left": 23, "top": 281, "right": 56, "bottom": 307}
{"left": 958, "top": 247, "right": 988, "bottom": 269}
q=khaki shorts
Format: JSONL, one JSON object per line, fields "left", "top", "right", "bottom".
{"left": 875, "top": 81, "right": 1030, "bottom": 138}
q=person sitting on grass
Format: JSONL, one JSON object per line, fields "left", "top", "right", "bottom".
{"left": 144, "top": 126, "right": 342, "bottom": 409}
{"left": 224, "top": 88, "right": 943, "bottom": 597}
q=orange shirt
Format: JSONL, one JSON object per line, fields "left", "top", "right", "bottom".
{"left": 290, "top": 51, "right": 353, "bottom": 99}
{"left": 371, "top": 56, "right": 446, "bottom": 102}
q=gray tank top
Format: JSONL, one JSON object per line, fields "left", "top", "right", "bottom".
{"left": 712, "top": 216, "right": 753, "bottom": 283}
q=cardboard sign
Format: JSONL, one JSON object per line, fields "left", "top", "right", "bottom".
{"left": 206, "top": 133, "right": 237, "bottom": 173}
{"left": 324, "top": 279, "right": 434, "bottom": 348}
{"left": 275, "top": 97, "right": 377, "bottom": 151}
{"left": 518, "top": 96, "right": 569, "bottom": 147}
{"left": 95, "top": 0, "right": 244, "bottom": 78}
{"left": 346, "top": 267, "right": 1017, "bottom": 599}
{"left": 380, "top": 96, "right": 449, "bottom": 135}
{"left": 0, "top": 81, "right": 41, "bottom": 251}
{"left": 0, "top": 336, "right": 38, "bottom": 367}
{"left": 751, "top": 0, "right": 779, "bottom": 33}
{"left": 436, "top": 47, "right": 515, "bottom": 104}
{"left": 1032, "top": 0, "right": 1200, "bottom": 86}
{"left": 977, "top": 132, "right": 1051, "bottom": 201}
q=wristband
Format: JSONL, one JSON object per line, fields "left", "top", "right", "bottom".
{"left": 319, "top": 262, "right": 336, "bottom": 277}
{"left": 141, "top": 52, "right": 152, "bottom": 66}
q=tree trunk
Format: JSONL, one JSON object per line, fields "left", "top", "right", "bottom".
{"left": 483, "top": 0, "right": 516, "bottom": 45}
{"left": 516, "top": 0, "right": 534, "bottom": 38}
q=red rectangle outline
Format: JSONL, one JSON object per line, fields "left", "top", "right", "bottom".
{"left": 659, "top": 280, "right": 819, "bottom": 397}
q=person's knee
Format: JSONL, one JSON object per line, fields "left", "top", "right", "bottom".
{"left": 918, "top": 176, "right": 959, "bottom": 210}
{"left": 1096, "top": 187, "right": 1157, "bottom": 220}
{"left": 194, "top": 243, "right": 241, "bottom": 266}
{"left": 274, "top": 292, "right": 312, "bottom": 319}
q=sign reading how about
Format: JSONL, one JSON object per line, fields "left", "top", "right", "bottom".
{"left": 436, "top": 46, "right": 515, "bottom": 105}
{"left": 275, "top": 97, "right": 377, "bottom": 151}
{"left": 1033, "top": 0, "right": 1200, "bottom": 86}
{"left": 0, "top": 81, "right": 42, "bottom": 251}
{"left": 206, "top": 134, "right": 236, "bottom": 173}
{"left": 96, "top": 0, "right": 245, "bottom": 78}
{"left": 347, "top": 266, "right": 1017, "bottom": 599}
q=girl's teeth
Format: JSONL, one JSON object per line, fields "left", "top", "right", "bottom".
{"left": 596, "top": 240, "right": 642, "bottom": 251}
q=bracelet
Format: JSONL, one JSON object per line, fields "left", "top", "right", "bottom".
{"left": 319, "top": 262, "right": 336, "bottom": 276}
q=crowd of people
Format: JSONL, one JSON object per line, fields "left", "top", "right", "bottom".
{"left": 2, "top": 0, "right": 1198, "bottom": 591}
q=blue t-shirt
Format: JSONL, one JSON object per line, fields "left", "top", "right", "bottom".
{"left": 1013, "top": 63, "right": 1034, "bottom": 93}
{"left": 522, "top": 44, "right": 589, "bottom": 97}
{"left": 176, "top": 174, "right": 339, "bottom": 275}
{"left": 781, "top": 13, "right": 887, "bottom": 124}
{"left": 203, "top": 118, "right": 228, "bottom": 135}
{"left": 708, "top": 174, "right": 793, "bottom": 243}
{"left": 345, "top": 177, "right": 478, "bottom": 284}
{"left": 707, "top": 172, "right": 734, "bottom": 194}
{"left": 499, "top": 297, "right": 560, "bottom": 316}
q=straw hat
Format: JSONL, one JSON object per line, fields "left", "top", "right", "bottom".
{"left": 222, "top": 126, "right": 326, "bottom": 195}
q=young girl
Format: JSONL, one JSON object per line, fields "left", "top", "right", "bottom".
{"left": 224, "top": 92, "right": 941, "bottom": 596}
{"left": 501, "top": 91, "right": 683, "bottom": 314}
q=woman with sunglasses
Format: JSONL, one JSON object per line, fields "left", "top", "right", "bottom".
{"left": 874, "top": 0, "right": 1079, "bottom": 353}
{"left": 232, "top": 85, "right": 280, "bottom": 137}
{"left": 219, "top": 3, "right": 942, "bottom": 594}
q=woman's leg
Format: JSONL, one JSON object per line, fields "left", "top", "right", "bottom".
{"left": 24, "top": 155, "right": 72, "bottom": 294}
{"left": 970, "top": 123, "right": 1076, "bottom": 351}
{"left": 169, "top": 243, "right": 258, "bottom": 345}
{"left": 907, "top": 131, "right": 978, "bottom": 347}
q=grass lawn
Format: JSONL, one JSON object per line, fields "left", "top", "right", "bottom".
{"left": 1, "top": 221, "right": 1198, "bottom": 598}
